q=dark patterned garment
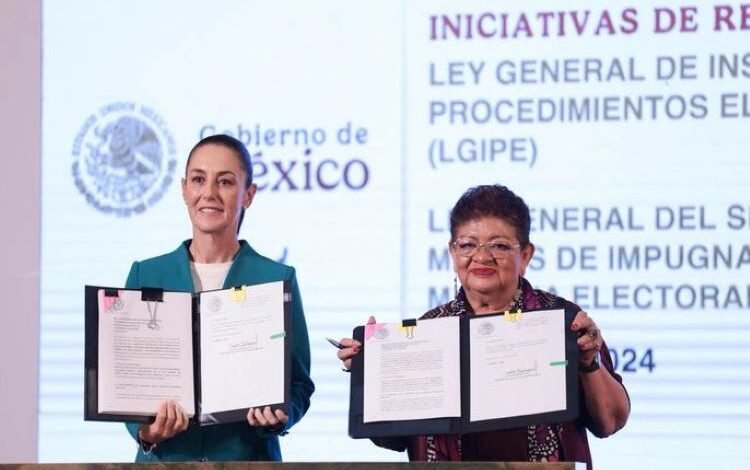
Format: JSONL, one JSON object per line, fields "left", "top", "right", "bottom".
{"left": 421, "top": 277, "right": 565, "bottom": 463}
{"left": 371, "top": 275, "right": 627, "bottom": 470}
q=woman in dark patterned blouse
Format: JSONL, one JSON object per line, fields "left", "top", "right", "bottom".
{"left": 337, "top": 184, "right": 630, "bottom": 470}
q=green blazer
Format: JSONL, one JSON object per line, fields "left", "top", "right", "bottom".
{"left": 123, "top": 240, "right": 314, "bottom": 462}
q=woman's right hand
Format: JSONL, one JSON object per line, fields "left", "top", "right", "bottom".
{"left": 337, "top": 316, "right": 376, "bottom": 371}
{"left": 138, "top": 399, "right": 189, "bottom": 447}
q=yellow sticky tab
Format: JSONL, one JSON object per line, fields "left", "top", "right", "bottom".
{"left": 230, "top": 286, "right": 246, "bottom": 302}
{"left": 505, "top": 309, "right": 522, "bottom": 322}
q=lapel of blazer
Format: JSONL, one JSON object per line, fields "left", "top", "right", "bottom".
{"left": 223, "top": 240, "right": 258, "bottom": 288}
{"left": 176, "top": 240, "right": 197, "bottom": 292}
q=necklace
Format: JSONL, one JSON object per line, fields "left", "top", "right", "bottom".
{"left": 505, "top": 288, "right": 522, "bottom": 311}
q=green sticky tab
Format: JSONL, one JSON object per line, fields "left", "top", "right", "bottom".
{"left": 269, "top": 331, "right": 286, "bottom": 340}
{"left": 550, "top": 360, "right": 568, "bottom": 367}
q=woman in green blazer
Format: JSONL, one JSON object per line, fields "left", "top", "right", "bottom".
{"left": 124, "top": 134, "right": 314, "bottom": 461}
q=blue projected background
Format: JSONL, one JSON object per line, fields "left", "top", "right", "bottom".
{"left": 40, "top": 1, "right": 750, "bottom": 468}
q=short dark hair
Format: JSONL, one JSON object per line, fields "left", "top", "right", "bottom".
{"left": 449, "top": 184, "right": 531, "bottom": 246}
{"left": 186, "top": 134, "right": 254, "bottom": 232}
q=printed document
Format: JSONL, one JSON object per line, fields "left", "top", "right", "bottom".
{"left": 363, "top": 316, "right": 461, "bottom": 423}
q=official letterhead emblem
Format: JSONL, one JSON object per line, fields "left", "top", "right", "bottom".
{"left": 477, "top": 321, "right": 495, "bottom": 336}
{"left": 373, "top": 327, "right": 390, "bottom": 340}
{"left": 206, "top": 295, "right": 223, "bottom": 313}
{"left": 71, "top": 102, "right": 177, "bottom": 216}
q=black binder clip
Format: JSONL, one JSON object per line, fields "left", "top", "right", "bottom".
{"left": 401, "top": 318, "right": 417, "bottom": 339}
{"left": 102, "top": 288, "right": 123, "bottom": 313}
{"left": 141, "top": 287, "right": 164, "bottom": 302}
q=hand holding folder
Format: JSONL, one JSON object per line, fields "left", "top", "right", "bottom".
{"left": 333, "top": 315, "right": 376, "bottom": 371}
{"left": 137, "top": 399, "right": 190, "bottom": 448}
{"left": 84, "top": 281, "right": 293, "bottom": 426}
{"left": 347, "top": 307, "right": 580, "bottom": 438}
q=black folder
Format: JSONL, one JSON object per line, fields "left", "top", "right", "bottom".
{"left": 348, "top": 305, "right": 579, "bottom": 438}
{"left": 84, "top": 281, "right": 292, "bottom": 425}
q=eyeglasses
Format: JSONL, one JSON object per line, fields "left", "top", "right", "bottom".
{"left": 451, "top": 239, "right": 521, "bottom": 258}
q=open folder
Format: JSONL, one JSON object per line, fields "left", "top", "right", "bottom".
{"left": 84, "top": 281, "right": 291, "bottom": 425}
{"left": 348, "top": 306, "right": 579, "bottom": 438}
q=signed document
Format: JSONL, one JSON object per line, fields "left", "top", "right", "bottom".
{"left": 363, "top": 316, "right": 461, "bottom": 423}
{"left": 97, "top": 289, "right": 195, "bottom": 416}
{"left": 199, "top": 282, "right": 286, "bottom": 415}
{"left": 469, "top": 309, "right": 568, "bottom": 422}
{"left": 85, "top": 281, "right": 290, "bottom": 424}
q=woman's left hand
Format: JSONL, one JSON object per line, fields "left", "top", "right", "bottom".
{"left": 571, "top": 310, "right": 602, "bottom": 366}
{"left": 571, "top": 310, "right": 631, "bottom": 437}
{"left": 247, "top": 406, "right": 288, "bottom": 430}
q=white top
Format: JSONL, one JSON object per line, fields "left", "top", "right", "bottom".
{"left": 189, "top": 261, "right": 232, "bottom": 292}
